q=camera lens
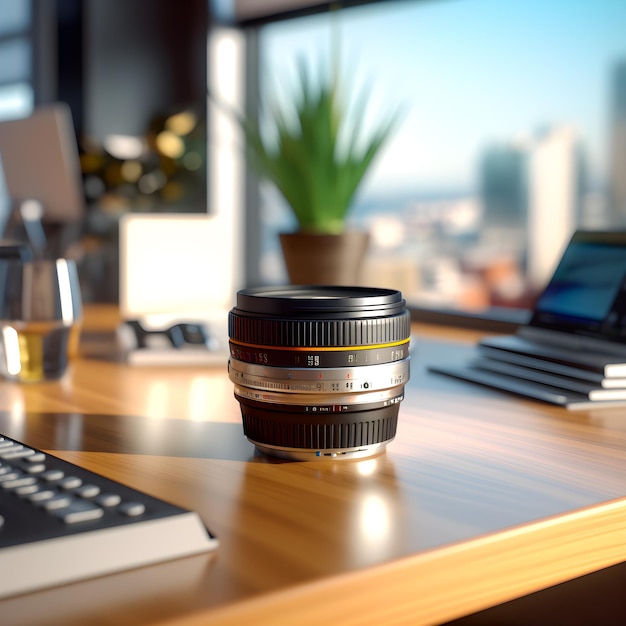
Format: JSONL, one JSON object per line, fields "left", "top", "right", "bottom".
{"left": 228, "top": 286, "right": 411, "bottom": 460}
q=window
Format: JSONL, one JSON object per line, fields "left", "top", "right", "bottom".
{"left": 251, "top": 0, "right": 626, "bottom": 317}
{"left": 0, "top": 0, "right": 33, "bottom": 121}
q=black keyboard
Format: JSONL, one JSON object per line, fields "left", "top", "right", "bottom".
{"left": 0, "top": 433, "right": 218, "bottom": 599}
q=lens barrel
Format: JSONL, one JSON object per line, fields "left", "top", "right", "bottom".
{"left": 228, "top": 286, "right": 411, "bottom": 460}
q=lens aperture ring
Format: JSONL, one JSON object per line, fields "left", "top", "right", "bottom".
{"left": 228, "top": 338, "right": 409, "bottom": 368}
{"left": 228, "top": 357, "right": 410, "bottom": 394}
{"left": 228, "top": 309, "right": 411, "bottom": 348}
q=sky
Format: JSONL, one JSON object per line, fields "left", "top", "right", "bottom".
{"left": 259, "top": 0, "right": 626, "bottom": 196}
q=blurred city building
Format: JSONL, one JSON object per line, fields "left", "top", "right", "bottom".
{"left": 609, "top": 60, "right": 626, "bottom": 224}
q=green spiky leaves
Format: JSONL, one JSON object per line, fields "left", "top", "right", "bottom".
{"left": 240, "top": 59, "right": 399, "bottom": 234}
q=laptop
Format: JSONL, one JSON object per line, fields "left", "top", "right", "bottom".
{"left": 430, "top": 230, "right": 626, "bottom": 409}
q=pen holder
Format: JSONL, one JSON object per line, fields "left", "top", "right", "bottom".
{"left": 0, "top": 257, "right": 82, "bottom": 382}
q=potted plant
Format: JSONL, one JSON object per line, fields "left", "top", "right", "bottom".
{"left": 238, "top": 59, "right": 399, "bottom": 285}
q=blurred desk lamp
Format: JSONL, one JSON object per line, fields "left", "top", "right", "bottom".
{"left": 0, "top": 103, "right": 84, "bottom": 258}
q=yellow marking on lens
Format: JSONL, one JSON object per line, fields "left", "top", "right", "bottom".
{"left": 228, "top": 338, "right": 410, "bottom": 351}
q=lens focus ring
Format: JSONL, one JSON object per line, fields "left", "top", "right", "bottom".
{"left": 228, "top": 310, "right": 411, "bottom": 347}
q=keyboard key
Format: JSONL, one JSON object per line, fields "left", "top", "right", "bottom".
{"left": 41, "top": 469, "right": 64, "bottom": 481}
{"left": 95, "top": 493, "right": 122, "bottom": 507}
{"left": 0, "top": 472, "right": 20, "bottom": 483}
{"left": 58, "top": 476, "right": 83, "bottom": 490}
{"left": 51, "top": 499, "right": 104, "bottom": 524}
{"left": 25, "top": 453, "right": 46, "bottom": 463}
{"left": 1, "top": 476, "right": 38, "bottom": 490}
{"left": 0, "top": 444, "right": 24, "bottom": 455}
{"left": 21, "top": 463, "right": 46, "bottom": 474}
{"left": 41, "top": 494, "right": 73, "bottom": 510}
{"left": 73, "top": 484, "right": 101, "bottom": 498}
{"left": 16, "top": 483, "right": 40, "bottom": 496}
{"left": 27, "top": 488, "right": 56, "bottom": 503}
{"left": 0, "top": 448, "right": 36, "bottom": 460}
{"left": 119, "top": 502, "right": 146, "bottom": 517}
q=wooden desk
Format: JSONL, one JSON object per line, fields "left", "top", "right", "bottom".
{"left": 1, "top": 306, "right": 625, "bottom": 625}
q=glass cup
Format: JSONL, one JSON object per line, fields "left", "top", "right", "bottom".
{"left": 0, "top": 258, "right": 82, "bottom": 382}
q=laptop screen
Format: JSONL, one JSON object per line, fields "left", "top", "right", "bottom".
{"left": 530, "top": 231, "right": 626, "bottom": 342}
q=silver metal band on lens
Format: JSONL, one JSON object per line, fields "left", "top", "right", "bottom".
{"left": 250, "top": 441, "right": 390, "bottom": 461}
{"left": 228, "top": 357, "right": 410, "bottom": 394}
{"left": 233, "top": 384, "right": 404, "bottom": 413}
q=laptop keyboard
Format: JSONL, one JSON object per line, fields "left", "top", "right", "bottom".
{"left": 429, "top": 362, "right": 585, "bottom": 407}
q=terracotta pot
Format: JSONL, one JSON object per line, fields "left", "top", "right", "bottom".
{"left": 279, "top": 230, "right": 370, "bottom": 286}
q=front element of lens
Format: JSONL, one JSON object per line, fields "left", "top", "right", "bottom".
{"left": 228, "top": 286, "right": 411, "bottom": 460}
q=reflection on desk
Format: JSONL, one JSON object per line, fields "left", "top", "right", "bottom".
{"left": 0, "top": 307, "right": 625, "bottom": 625}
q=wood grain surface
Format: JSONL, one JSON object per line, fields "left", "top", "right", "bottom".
{"left": 0, "top": 306, "right": 625, "bottom": 625}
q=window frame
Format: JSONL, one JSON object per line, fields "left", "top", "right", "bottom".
{"left": 239, "top": 1, "right": 532, "bottom": 332}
